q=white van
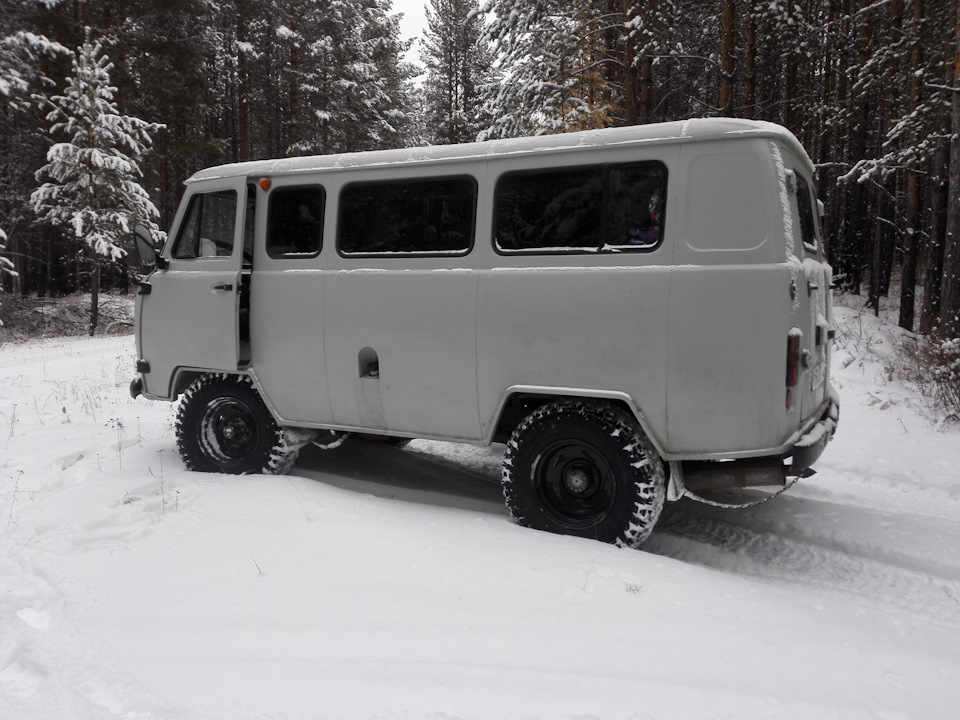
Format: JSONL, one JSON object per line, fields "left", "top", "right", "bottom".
{"left": 131, "top": 118, "right": 838, "bottom": 547}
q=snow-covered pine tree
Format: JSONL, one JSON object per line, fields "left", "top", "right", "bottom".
{"left": 1, "top": 27, "right": 70, "bottom": 295}
{"left": 479, "top": 1, "right": 608, "bottom": 139}
{"left": 422, "top": 0, "right": 497, "bottom": 144}
{"left": 30, "top": 31, "right": 163, "bottom": 335}
{"left": 276, "top": 0, "right": 417, "bottom": 156}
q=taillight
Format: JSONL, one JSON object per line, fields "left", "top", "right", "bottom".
{"left": 786, "top": 331, "right": 801, "bottom": 409}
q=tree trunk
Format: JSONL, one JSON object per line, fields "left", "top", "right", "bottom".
{"left": 288, "top": 39, "right": 299, "bottom": 156}
{"left": 940, "top": 0, "right": 960, "bottom": 337}
{"left": 639, "top": 53, "right": 653, "bottom": 123}
{"left": 88, "top": 256, "right": 100, "bottom": 337}
{"left": 899, "top": 0, "right": 925, "bottom": 331}
{"left": 920, "top": 137, "right": 950, "bottom": 334}
{"left": 719, "top": 0, "right": 736, "bottom": 115}
{"left": 622, "top": 0, "right": 638, "bottom": 125}
{"left": 237, "top": 0, "right": 250, "bottom": 161}
{"left": 744, "top": 1, "right": 756, "bottom": 119}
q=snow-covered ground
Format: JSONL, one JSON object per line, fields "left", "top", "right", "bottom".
{"left": 1, "top": 306, "right": 958, "bottom": 720}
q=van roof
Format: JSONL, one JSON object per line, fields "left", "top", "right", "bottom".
{"left": 187, "top": 118, "right": 811, "bottom": 184}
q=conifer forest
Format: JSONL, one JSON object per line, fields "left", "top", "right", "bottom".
{"left": 1, "top": 0, "right": 960, "bottom": 338}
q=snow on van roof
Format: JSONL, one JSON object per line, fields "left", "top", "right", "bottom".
{"left": 187, "top": 118, "right": 810, "bottom": 184}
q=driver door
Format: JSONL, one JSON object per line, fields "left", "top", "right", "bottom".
{"left": 137, "top": 178, "right": 249, "bottom": 399}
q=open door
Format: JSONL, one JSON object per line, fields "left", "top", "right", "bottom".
{"left": 136, "top": 178, "right": 249, "bottom": 399}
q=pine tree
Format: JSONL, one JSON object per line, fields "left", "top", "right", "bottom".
{"left": 0, "top": 25, "right": 70, "bottom": 296}
{"left": 30, "top": 32, "right": 163, "bottom": 334}
{"left": 276, "top": 0, "right": 417, "bottom": 156}
{"left": 422, "top": 0, "right": 497, "bottom": 144}
{"left": 479, "top": 1, "right": 612, "bottom": 139}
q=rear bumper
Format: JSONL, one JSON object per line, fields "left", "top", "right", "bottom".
{"left": 676, "top": 387, "right": 839, "bottom": 496}
{"left": 789, "top": 386, "right": 840, "bottom": 473}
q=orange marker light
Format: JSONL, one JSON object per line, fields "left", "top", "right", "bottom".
{"left": 258, "top": 177, "right": 272, "bottom": 191}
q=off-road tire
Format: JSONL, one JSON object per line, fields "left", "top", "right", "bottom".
{"left": 502, "top": 399, "right": 665, "bottom": 548}
{"left": 175, "top": 374, "right": 299, "bottom": 475}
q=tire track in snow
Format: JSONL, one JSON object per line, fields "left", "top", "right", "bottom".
{"left": 645, "top": 500, "right": 960, "bottom": 628}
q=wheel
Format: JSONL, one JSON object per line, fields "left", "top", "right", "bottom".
{"left": 175, "top": 374, "right": 299, "bottom": 474}
{"left": 502, "top": 399, "right": 665, "bottom": 548}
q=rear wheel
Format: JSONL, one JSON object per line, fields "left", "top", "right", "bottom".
{"left": 502, "top": 399, "right": 665, "bottom": 547}
{"left": 175, "top": 374, "right": 299, "bottom": 474}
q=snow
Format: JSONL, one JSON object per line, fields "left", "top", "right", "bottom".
{"left": 2, "top": 305, "right": 960, "bottom": 719}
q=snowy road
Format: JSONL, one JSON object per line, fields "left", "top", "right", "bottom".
{"left": 2, "top": 306, "right": 959, "bottom": 719}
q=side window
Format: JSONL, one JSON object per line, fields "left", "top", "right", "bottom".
{"left": 794, "top": 175, "right": 819, "bottom": 254}
{"left": 172, "top": 190, "right": 237, "bottom": 259}
{"left": 494, "top": 162, "right": 666, "bottom": 253}
{"left": 495, "top": 167, "right": 603, "bottom": 252}
{"left": 606, "top": 164, "right": 666, "bottom": 248}
{"left": 338, "top": 177, "right": 476, "bottom": 255}
{"left": 267, "top": 186, "right": 325, "bottom": 257}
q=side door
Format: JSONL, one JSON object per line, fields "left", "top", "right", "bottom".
{"left": 322, "top": 172, "right": 483, "bottom": 441}
{"left": 137, "top": 178, "right": 248, "bottom": 398}
{"left": 247, "top": 181, "right": 333, "bottom": 425}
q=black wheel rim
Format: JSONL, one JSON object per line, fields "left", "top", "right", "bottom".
{"left": 533, "top": 438, "right": 617, "bottom": 530}
{"left": 200, "top": 396, "right": 261, "bottom": 469}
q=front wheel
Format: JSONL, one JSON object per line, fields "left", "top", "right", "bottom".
{"left": 502, "top": 400, "right": 665, "bottom": 548}
{"left": 175, "top": 374, "right": 299, "bottom": 475}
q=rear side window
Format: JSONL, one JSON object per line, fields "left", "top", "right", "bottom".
{"left": 495, "top": 162, "right": 666, "bottom": 253}
{"left": 794, "top": 175, "right": 819, "bottom": 254}
{"left": 172, "top": 190, "right": 237, "bottom": 259}
{"left": 267, "top": 186, "right": 325, "bottom": 257}
{"left": 338, "top": 177, "right": 476, "bottom": 255}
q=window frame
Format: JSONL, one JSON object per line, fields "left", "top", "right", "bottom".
{"left": 793, "top": 174, "right": 820, "bottom": 256}
{"left": 336, "top": 174, "right": 478, "bottom": 258}
{"left": 171, "top": 188, "right": 239, "bottom": 261}
{"left": 265, "top": 184, "right": 326, "bottom": 260}
{"left": 492, "top": 160, "right": 668, "bottom": 256}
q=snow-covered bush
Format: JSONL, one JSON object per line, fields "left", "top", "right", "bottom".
{"left": 897, "top": 335, "right": 960, "bottom": 423}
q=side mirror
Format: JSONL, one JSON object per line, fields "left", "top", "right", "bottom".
{"left": 133, "top": 224, "right": 158, "bottom": 270}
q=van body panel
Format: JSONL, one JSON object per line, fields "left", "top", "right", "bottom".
{"left": 322, "top": 264, "right": 482, "bottom": 439}
{"left": 476, "top": 265, "right": 671, "bottom": 444}
{"left": 248, "top": 267, "right": 332, "bottom": 424}
{"left": 666, "top": 265, "right": 790, "bottom": 454}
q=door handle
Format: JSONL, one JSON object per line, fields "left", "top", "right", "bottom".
{"left": 211, "top": 283, "right": 233, "bottom": 291}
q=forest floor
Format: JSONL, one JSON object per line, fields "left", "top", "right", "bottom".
{"left": 0, "top": 293, "right": 134, "bottom": 343}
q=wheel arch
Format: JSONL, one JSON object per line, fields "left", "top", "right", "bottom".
{"left": 489, "top": 386, "right": 667, "bottom": 458}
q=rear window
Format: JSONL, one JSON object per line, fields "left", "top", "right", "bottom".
{"left": 338, "top": 177, "right": 476, "bottom": 256}
{"left": 794, "top": 175, "right": 819, "bottom": 254}
{"left": 494, "top": 162, "right": 666, "bottom": 253}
